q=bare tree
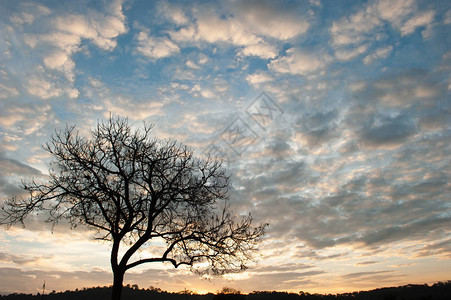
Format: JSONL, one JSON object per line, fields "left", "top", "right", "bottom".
{"left": 1, "top": 116, "right": 267, "bottom": 300}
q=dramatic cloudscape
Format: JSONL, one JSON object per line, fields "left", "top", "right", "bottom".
{"left": 0, "top": 0, "right": 450, "bottom": 295}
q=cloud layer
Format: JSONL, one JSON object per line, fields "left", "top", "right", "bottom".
{"left": 0, "top": 0, "right": 450, "bottom": 295}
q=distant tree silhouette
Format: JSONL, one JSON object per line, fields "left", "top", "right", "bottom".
{"left": 214, "top": 287, "right": 244, "bottom": 300}
{"left": 0, "top": 281, "right": 451, "bottom": 300}
{"left": 219, "top": 287, "right": 241, "bottom": 294}
{"left": 0, "top": 116, "right": 267, "bottom": 300}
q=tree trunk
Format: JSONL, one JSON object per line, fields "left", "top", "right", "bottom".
{"left": 111, "top": 269, "right": 124, "bottom": 300}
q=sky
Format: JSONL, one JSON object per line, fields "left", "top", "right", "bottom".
{"left": 0, "top": 0, "right": 450, "bottom": 296}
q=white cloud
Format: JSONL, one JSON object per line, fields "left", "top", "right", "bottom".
{"left": 399, "top": 10, "right": 435, "bottom": 36}
{"left": 375, "top": 0, "right": 416, "bottom": 27}
{"left": 363, "top": 45, "right": 393, "bottom": 65}
{"left": 445, "top": 10, "right": 451, "bottom": 24}
{"left": 25, "top": 77, "right": 64, "bottom": 99}
{"left": 189, "top": 84, "right": 216, "bottom": 99}
{"left": 59, "top": 0, "right": 127, "bottom": 51}
{"left": 335, "top": 44, "right": 368, "bottom": 61}
{"left": 10, "top": 12, "right": 36, "bottom": 26}
{"left": 330, "top": 0, "right": 436, "bottom": 61}
{"left": 198, "top": 53, "right": 209, "bottom": 64}
{"left": 42, "top": 1, "right": 126, "bottom": 52}
{"left": 186, "top": 60, "right": 200, "bottom": 69}
{"left": 246, "top": 71, "right": 273, "bottom": 85}
{"left": 195, "top": 14, "right": 262, "bottom": 46}
{"left": 187, "top": 13, "right": 280, "bottom": 59}
{"left": 412, "top": 85, "right": 438, "bottom": 99}
{"left": 158, "top": 0, "right": 189, "bottom": 25}
{"left": 0, "top": 102, "right": 54, "bottom": 135}
{"left": 168, "top": 1, "right": 310, "bottom": 59}
{"left": 23, "top": 70, "right": 79, "bottom": 100}
{"left": 268, "top": 48, "right": 328, "bottom": 76}
{"left": 136, "top": 31, "right": 180, "bottom": 59}
{"left": 330, "top": 5, "right": 380, "bottom": 46}
{"left": 0, "top": 83, "right": 19, "bottom": 98}
{"left": 104, "top": 97, "right": 165, "bottom": 120}
{"left": 80, "top": 77, "right": 165, "bottom": 120}
{"left": 169, "top": 25, "right": 196, "bottom": 42}
{"left": 9, "top": 3, "right": 51, "bottom": 26}
{"left": 348, "top": 81, "right": 367, "bottom": 92}
{"left": 230, "top": 0, "right": 310, "bottom": 40}
{"left": 239, "top": 43, "right": 277, "bottom": 59}
{"left": 9, "top": 0, "right": 127, "bottom": 98}
{"left": 370, "top": 72, "right": 441, "bottom": 108}
{"left": 200, "top": 89, "right": 215, "bottom": 99}
{"left": 0, "top": 70, "right": 19, "bottom": 99}
{"left": 43, "top": 50, "right": 76, "bottom": 81}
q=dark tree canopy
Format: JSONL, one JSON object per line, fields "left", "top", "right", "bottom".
{"left": 1, "top": 117, "right": 267, "bottom": 300}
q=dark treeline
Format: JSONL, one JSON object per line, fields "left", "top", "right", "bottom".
{"left": 1, "top": 281, "right": 450, "bottom": 300}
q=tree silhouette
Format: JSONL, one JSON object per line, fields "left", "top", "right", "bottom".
{"left": 1, "top": 116, "right": 267, "bottom": 300}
